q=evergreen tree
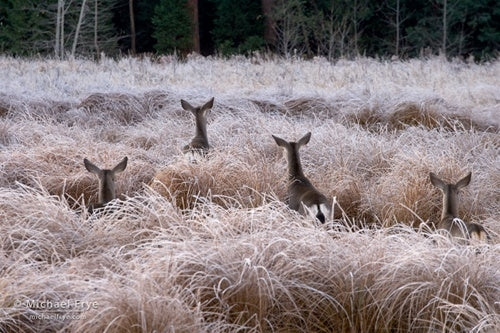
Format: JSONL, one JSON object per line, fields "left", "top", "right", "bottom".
{"left": 210, "top": 0, "right": 265, "bottom": 55}
{"left": 404, "top": 0, "right": 499, "bottom": 59}
{"left": 152, "top": 0, "right": 193, "bottom": 54}
{"left": 455, "top": 0, "right": 500, "bottom": 58}
{"left": 0, "top": 0, "right": 119, "bottom": 57}
{"left": 0, "top": 0, "right": 53, "bottom": 55}
{"left": 136, "top": 0, "right": 161, "bottom": 53}
{"left": 0, "top": 0, "right": 498, "bottom": 59}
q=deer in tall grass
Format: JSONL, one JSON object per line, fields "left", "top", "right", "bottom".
{"left": 429, "top": 172, "right": 488, "bottom": 241}
{"left": 273, "top": 132, "right": 331, "bottom": 223}
{"left": 84, "top": 157, "right": 128, "bottom": 213}
{"left": 181, "top": 97, "right": 214, "bottom": 158}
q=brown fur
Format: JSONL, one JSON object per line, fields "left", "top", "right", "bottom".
{"left": 181, "top": 97, "right": 214, "bottom": 155}
{"left": 273, "top": 132, "right": 331, "bottom": 223}
{"left": 84, "top": 157, "right": 128, "bottom": 210}
{"left": 429, "top": 172, "right": 488, "bottom": 241}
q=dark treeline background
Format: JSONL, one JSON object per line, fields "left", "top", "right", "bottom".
{"left": 0, "top": 0, "right": 498, "bottom": 60}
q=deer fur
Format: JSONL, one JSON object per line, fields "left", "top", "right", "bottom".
{"left": 273, "top": 132, "right": 331, "bottom": 223}
{"left": 181, "top": 97, "right": 214, "bottom": 156}
{"left": 84, "top": 156, "right": 128, "bottom": 212}
{"left": 429, "top": 171, "right": 487, "bottom": 241}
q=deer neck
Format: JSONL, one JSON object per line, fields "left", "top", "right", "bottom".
{"left": 194, "top": 116, "right": 208, "bottom": 144}
{"left": 442, "top": 187, "right": 458, "bottom": 220}
{"left": 287, "top": 145, "right": 306, "bottom": 181}
{"left": 99, "top": 172, "right": 115, "bottom": 204}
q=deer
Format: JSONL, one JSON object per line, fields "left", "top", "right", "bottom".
{"left": 429, "top": 171, "right": 488, "bottom": 241}
{"left": 272, "top": 132, "right": 331, "bottom": 223}
{"left": 84, "top": 157, "right": 128, "bottom": 213}
{"left": 181, "top": 97, "right": 214, "bottom": 158}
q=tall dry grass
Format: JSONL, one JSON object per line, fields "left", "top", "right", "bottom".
{"left": 0, "top": 55, "right": 498, "bottom": 332}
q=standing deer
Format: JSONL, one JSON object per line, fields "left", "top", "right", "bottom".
{"left": 429, "top": 172, "right": 487, "bottom": 241}
{"left": 181, "top": 97, "right": 214, "bottom": 157}
{"left": 84, "top": 157, "right": 128, "bottom": 212}
{"left": 273, "top": 132, "right": 331, "bottom": 223}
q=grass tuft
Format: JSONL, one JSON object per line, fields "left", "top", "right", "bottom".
{"left": 0, "top": 55, "right": 498, "bottom": 332}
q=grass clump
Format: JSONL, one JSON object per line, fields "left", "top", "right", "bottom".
{"left": 0, "top": 55, "right": 498, "bottom": 332}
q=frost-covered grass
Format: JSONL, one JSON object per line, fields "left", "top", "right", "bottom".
{"left": 0, "top": 55, "right": 499, "bottom": 332}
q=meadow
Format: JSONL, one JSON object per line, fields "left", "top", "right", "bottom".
{"left": 0, "top": 54, "right": 499, "bottom": 332}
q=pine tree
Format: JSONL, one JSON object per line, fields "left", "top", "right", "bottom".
{"left": 0, "top": 0, "right": 119, "bottom": 57}
{"left": 210, "top": 0, "right": 265, "bottom": 55}
{"left": 0, "top": 0, "right": 53, "bottom": 55}
{"left": 152, "top": 0, "right": 193, "bottom": 54}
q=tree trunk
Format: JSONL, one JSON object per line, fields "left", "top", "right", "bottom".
{"left": 442, "top": 0, "right": 447, "bottom": 56}
{"left": 72, "top": 0, "right": 87, "bottom": 58}
{"left": 353, "top": 0, "right": 358, "bottom": 56}
{"left": 395, "top": 0, "right": 400, "bottom": 56}
{"left": 187, "top": 0, "right": 199, "bottom": 53}
{"left": 55, "top": 0, "right": 62, "bottom": 58}
{"left": 261, "top": 0, "right": 275, "bottom": 44}
{"left": 60, "top": 1, "right": 65, "bottom": 58}
{"left": 129, "top": 0, "right": 136, "bottom": 55}
{"left": 94, "top": 0, "right": 99, "bottom": 57}
{"left": 327, "top": 5, "right": 335, "bottom": 60}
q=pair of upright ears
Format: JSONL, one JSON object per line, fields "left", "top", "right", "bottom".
{"left": 181, "top": 97, "right": 214, "bottom": 115}
{"left": 84, "top": 156, "right": 128, "bottom": 176}
{"left": 429, "top": 172, "right": 471, "bottom": 190}
{"left": 272, "top": 132, "right": 311, "bottom": 148}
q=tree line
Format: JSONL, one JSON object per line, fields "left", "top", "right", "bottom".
{"left": 0, "top": 0, "right": 498, "bottom": 60}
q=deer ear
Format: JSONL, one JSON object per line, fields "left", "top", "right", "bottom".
{"left": 112, "top": 157, "right": 128, "bottom": 174}
{"left": 84, "top": 158, "right": 102, "bottom": 176}
{"left": 429, "top": 172, "right": 446, "bottom": 190}
{"left": 181, "top": 99, "right": 195, "bottom": 112}
{"left": 297, "top": 132, "right": 311, "bottom": 147}
{"left": 456, "top": 172, "right": 471, "bottom": 189}
{"left": 201, "top": 97, "right": 214, "bottom": 112}
{"left": 272, "top": 135, "right": 288, "bottom": 148}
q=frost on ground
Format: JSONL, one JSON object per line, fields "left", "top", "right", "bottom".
{"left": 0, "top": 55, "right": 499, "bottom": 332}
